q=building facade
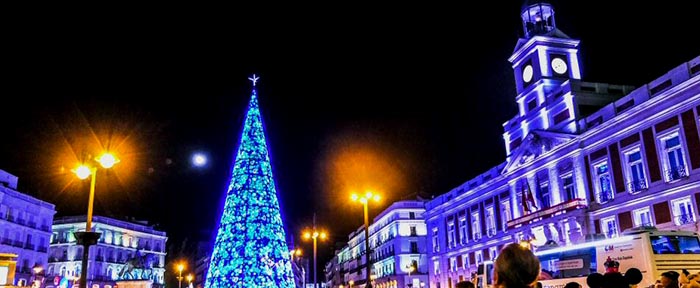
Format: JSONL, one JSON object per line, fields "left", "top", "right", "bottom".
{"left": 425, "top": 2, "right": 700, "bottom": 288}
{"left": 336, "top": 200, "right": 429, "bottom": 288}
{"left": 0, "top": 169, "right": 56, "bottom": 286}
{"left": 46, "top": 215, "right": 167, "bottom": 288}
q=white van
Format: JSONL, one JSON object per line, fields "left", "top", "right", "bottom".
{"left": 476, "top": 228, "right": 700, "bottom": 288}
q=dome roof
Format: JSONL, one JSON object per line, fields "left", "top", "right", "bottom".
{"left": 521, "top": 0, "right": 553, "bottom": 11}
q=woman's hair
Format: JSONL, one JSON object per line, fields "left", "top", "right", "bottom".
{"left": 495, "top": 243, "right": 541, "bottom": 288}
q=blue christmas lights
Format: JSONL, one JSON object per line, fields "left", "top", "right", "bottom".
{"left": 204, "top": 85, "right": 295, "bottom": 288}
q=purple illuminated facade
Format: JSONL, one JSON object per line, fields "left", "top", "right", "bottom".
{"left": 425, "top": 2, "right": 700, "bottom": 287}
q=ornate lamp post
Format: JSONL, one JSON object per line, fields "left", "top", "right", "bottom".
{"left": 73, "top": 152, "right": 119, "bottom": 288}
{"left": 351, "top": 191, "right": 380, "bottom": 288}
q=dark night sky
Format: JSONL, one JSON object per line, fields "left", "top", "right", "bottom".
{"left": 1, "top": 1, "right": 698, "bottom": 275}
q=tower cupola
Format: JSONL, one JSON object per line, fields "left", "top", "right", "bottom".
{"left": 521, "top": 1, "right": 556, "bottom": 38}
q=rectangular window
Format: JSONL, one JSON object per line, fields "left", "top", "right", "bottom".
{"left": 501, "top": 200, "right": 511, "bottom": 231}
{"left": 539, "top": 181, "right": 551, "bottom": 208}
{"left": 489, "top": 247, "right": 498, "bottom": 260}
{"left": 671, "top": 197, "right": 696, "bottom": 225}
{"left": 409, "top": 212, "right": 416, "bottom": 219}
{"left": 433, "top": 260, "right": 440, "bottom": 275}
{"left": 463, "top": 254, "right": 469, "bottom": 269}
{"left": 471, "top": 212, "right": 481, "bottom": 240}
{"left": 459, "top": 217, "right": 468, "bottom": 245}
{"left": 561, "top": 173, "right": 576, "bottom": 202}
{"left": 660, "top": 132, "right": 688, "bottom": 181}
{"left": 410, "top": 226, "right": 417, "bottom": 236}
{"left": 410, "top": 241, "right": 419, "bottom": 253}
{"left": 601, "top": 216, "right": 618, "bottom": 238}
{"left": 447, "top": 221, "right": 456, "bottom": 248}
{"left": 485, "top": 207, "right": 496, "bottom": 237}
{"left": 432, "top": 228, "right": 439, "bottom": 253}
{"left": 553, "top": 109, "right": 571, "bottom": 125}
{"left": 594, "top": 161, "right": 614, "bottom": 203}
{"left": 528, "top": 98, "right": 537, "bottom": 111}
{"left": 450, "top": 257, "right": 458, "bottom": 272}
{"left": 625, "top": 148, "right": 647, "bottom": 192}
{"left": 633, "top": 207, "right": 654, "bottom": 227}
{"left": 475, "top": 251, "right": 483, "bottom": 264}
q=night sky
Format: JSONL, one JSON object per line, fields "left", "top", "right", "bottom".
{"left": 1, "top": 1, "right": 699, "bottom": 277}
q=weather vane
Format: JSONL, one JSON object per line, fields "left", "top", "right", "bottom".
{"left": 248, "top": 74, "right": 260, "bottom": 86}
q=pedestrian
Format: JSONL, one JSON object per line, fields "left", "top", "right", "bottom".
{"left": 493, "top": 243, "right": 540, "bottom": 288}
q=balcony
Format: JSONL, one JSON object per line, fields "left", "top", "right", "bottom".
{"left": 95, "top": 256, "right": 105, "bottom": 262}
{"left": 598, "top": 191, "right": 614, "bottom": 203}
{"left": 1, "top": 238, "right": 12, "bottom": 245}
{"left": 633, "top": 222, "right": 654, "bottom": 228}
{"left": 666, "top": 166, "right": 689, "bottom": 181}
{"left": 37, "top": 246, "right": 48, "bottom": 253}
{"left": 24, "top": 243, "right": 35, "bottom": 250}
{"left": 627, "top": 179, "right": 647, "bottom": 193}
{"left": 675, "top": 214, "right": 696, "bottom": 225}
{"left": 507, "top": 199, "right": 588, "bottom": 229}
{"left": 13, "top": 241, "right": 24, "bottom": 248}
{"left": 486, "top": 227, "right": 497, "bottom": 237}
{"left": 472, "top": 233, "right": 481, "bottom": 240}
{"left": 41, "top": 225, "right": 51, "bottom": 232}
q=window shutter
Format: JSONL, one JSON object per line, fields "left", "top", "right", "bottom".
{"left": 594, "top": 219, "right": 601, "bottom": 234}
{"left": 653, "top": 202, "right": 672, "bottom": 224}
{"left": 643, "top": 128, "right": 662, "bottom": 182}
{"left": 483, "top": 249, "right": 490, "bottom": 261}
{"left": 682, "top": 110, "right": 700, "bottom": 169}
{"left": 618, "top": 211, "right": 633, "bottom": 232}
{"left": 609, "top": 144, "right": 625, "bottom": 193}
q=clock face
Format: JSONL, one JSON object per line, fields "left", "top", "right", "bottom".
{"left": 551, "top": 58, "right": 568, "bottom": 75}
{"left": 522, "top": 65, "right": 534, "bottom": 83}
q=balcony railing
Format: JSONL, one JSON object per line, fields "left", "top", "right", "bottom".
{"left": 24, "top": 243, "right": 35, "bottom": 250}
{"left": 676, "top": 214, "right": 696, "bottom": 225}
{"left": 598, "top": 191, "right": 614, "bottom": 203}
{"left": 627, "top": 179, "right": 647, "bottom": 193}
{"left": 605, "top": 228, "right": 618, "bottom": 238}
{"left": 633, "top": 221, "right": 654, "bottom": 228}
{"left": 666, "top": 166, "right": 688, "bottom": 181}
{"left": 472, "top": 232, "right": 481, "bottom": 240}
{"left": 41, "top": 225, "right": 51, "bottom": 232}
{"left": 13, "top": 241, "right": 24, "bottom": 248}
{"left": 37, "top": 246, "right": 48, "bottom": 253}
{"left": 486, "top": 227, "right": 497, "bottom": 237}
{"left": 1, "top": 238, "right": 12, "bottom": 245}
{"left": 507, "top": 199, "right": 588, "bottom": 228}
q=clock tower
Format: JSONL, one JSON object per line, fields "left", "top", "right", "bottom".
{"left": 502, "top": 1, "right": 584, "bottom": 157}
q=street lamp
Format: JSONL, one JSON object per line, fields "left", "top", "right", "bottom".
{"left": 303, "top": 229, "right": 327, "bottom": 288}
{"left": 73, "top": 152, "right": 119, "bottom": 288}
{"left": 186, "top": 274, "right": 193, "bottom": 288}
{"left": 351, "top": 191, "right": 380, "bottom": 288}
{"left": 177, "top": 263, "right": 185, "bottom": 288}
{"left": 289, "top": 248, "right": 302, "bottom": 262}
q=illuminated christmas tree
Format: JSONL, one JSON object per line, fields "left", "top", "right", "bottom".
{"left": 205, "top": 75, "right": 295, "bottom": 288}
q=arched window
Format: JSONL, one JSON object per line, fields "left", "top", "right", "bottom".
{"left": 60, "top": 266, "right": 66, "bottom": 276}
{"left": 47, "top": 266, "right": 54, "bottom": 276}
{"left": 107, "top": 267, "right": 113, "bottom": 280}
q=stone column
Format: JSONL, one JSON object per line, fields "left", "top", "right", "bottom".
{"left": 527, "top": 175, "right": 539, "bottom": 211}
{"left": 573, "top": 152, "right": 589, "bottom": 201}
{"left": 548, "top": 166, "right": 562, "bottom": 205}
{"left": 510, "top": 181, "right": 521, "bottom": 219}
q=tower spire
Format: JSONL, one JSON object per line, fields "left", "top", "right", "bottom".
{"left": 205, "top": 76, "right": 295, "bottom": 288}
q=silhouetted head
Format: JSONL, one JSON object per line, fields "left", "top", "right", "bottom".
{"left": 494, "top": 243, "right": 541, "bottom": 288}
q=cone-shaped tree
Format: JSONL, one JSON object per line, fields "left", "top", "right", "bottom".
{"left": 205, "top": 76, "right": 294, "bottom": 287}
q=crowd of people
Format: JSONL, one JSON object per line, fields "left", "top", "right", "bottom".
{"left": 450, "top": 243, "right": 700, "bottom": 288}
